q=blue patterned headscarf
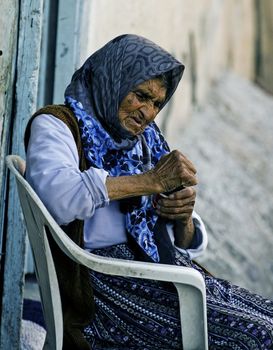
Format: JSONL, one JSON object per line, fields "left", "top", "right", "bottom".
{"left": 65, "top": 34, "right": 184, "bottom": 262}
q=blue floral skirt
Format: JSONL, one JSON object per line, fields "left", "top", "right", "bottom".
{"left": 83, "top": 244, "right": 273, "bottom": 349}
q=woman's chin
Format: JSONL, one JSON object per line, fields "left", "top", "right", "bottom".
{"left": 123, "top": 126, "right": 142, "bottom": 136}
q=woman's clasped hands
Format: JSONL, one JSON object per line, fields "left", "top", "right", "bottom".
{"left": 150, "top": 150, "right": 197, "bottom": 248}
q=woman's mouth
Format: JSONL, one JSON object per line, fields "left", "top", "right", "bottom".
{"left": 131, "top": 112, "right": 145, "bottom": 127}
{"left": 131, "top": 115, "right": 142, "bottom": 126}
{"left": 123, "top": 114, "right": 146, "bottom": 135}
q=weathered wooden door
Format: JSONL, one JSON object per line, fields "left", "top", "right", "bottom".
{"left": 0, "top": 0, "right": 89, "bottom": 348}
{"left": 0, "top": 1, "right": 44, "bottom": 348}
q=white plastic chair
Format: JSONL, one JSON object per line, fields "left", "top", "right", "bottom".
{"left": 6, "top": 155, "right": 208, "bottom": 350}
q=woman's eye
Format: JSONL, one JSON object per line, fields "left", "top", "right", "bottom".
{"left": 134, "top": 92, "right": 146, "bottom": 101}
{"left": 154, "top": 101, "right": 162, "bottom": 109}
{"left": 133, "top": 91, "right": 162, "bottom": 109}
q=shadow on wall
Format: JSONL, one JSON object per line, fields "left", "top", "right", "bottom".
{"left": 254, "top": 0, "right": 273, "bottom": 94}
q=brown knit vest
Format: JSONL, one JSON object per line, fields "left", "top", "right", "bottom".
{"left": 25, "top": 105, "right": 94, "bottom": 350}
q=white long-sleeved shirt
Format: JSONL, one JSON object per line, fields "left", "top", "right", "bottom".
{"left": 26, "top": 114, "right": 208, "bottom": 259}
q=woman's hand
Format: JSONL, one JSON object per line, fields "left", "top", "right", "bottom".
{"left": 106, "top": 150, "right": 197, "bottom": 201}
{"left": 150, "top": 150, "right": 197, "bottom": 194}
{"left": 155, "top": 187, "right": 196, "bottom": 248}
{"left": 155, "top": 186, "right": 196, "bottom": 221}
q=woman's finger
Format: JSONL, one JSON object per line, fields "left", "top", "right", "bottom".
{"left": 157, "top": 203, "right": 194, "bottom": 215}
{"left": 158, "top": 187, "right": 196, "bottom": 207}
{"left": 158, "top": 197, "right": 195, "bottom": 208}
{"left": 169, "top": 187, "right": 196, "bottom": 200}
{"left": 178, "top": 151, "right": 197, "bottom": 174}
{"left": 157, "top": 211, "right": 193, "bottom": 221}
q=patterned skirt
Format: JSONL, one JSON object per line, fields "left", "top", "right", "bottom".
{"left": 83, "top": 244, "right": 273, "bottom": 349}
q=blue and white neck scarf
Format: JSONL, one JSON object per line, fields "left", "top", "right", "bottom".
{"left": 64, "top": 34, "right": 184, "bottom": 262}
{"left": 66, "top": 96, "right": 170, "bottom": 261}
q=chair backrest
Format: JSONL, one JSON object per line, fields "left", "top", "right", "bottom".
{"left": 6, "top": 154, "right": 208, "bottom": 350}
{"left": 6, "top": 155, "right": 63, "bottom": 350}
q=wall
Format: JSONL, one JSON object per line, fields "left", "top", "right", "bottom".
{"left": 84, "top": 0, "right": 256, "bottom": 137}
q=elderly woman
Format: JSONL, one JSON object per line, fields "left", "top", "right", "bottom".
{"left": 25, "top": 35, "right": 273, "bottom": 349}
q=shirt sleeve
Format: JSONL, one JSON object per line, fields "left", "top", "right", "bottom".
{"left": 166, "top": 211, "right": 208, "bottom": 259}
{"left": 25, "top": 114, "right": 109, "bottom": 225}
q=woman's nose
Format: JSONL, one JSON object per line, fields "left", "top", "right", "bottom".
{"left": 140, "top": 102, "right": 158, "bottom": 121}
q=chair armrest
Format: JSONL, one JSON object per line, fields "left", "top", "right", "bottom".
{"left": 46, "top": 217, "right": 205, "bottom": 291}
{"left": 46, "top": 219, "right": 208, "bottom": 350}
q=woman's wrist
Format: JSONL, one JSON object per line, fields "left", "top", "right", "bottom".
{"left": 145, "top": 169, "right": 164, "bottom": 193}
{"left": 174, "top": 217, "right": 195, "bottom": 249}
{"left": 105, "top": 171, "right": 161, "bottom": 200}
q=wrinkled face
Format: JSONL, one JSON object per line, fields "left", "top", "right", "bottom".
{"left": 118, "top": 78, "right": 167, "bottom": 136}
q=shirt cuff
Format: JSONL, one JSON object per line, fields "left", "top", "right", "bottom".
{"left": 166, "top": 210, "right": 208, "bottom": 259}
{"left": 81, "top": 167, "right": 110, "bottom": 209}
